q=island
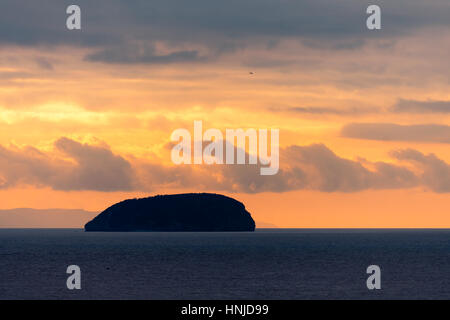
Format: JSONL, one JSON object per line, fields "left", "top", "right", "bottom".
{"left": 84, "top": 193, "right": 255, "bottom": 232}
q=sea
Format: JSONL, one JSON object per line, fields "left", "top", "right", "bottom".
{"left": 0, "top": 229, "right": 449, "bottom": 300}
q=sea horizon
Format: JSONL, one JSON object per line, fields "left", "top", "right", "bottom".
{"left": 2, "top": 227, "right": 450, "bottom": 230}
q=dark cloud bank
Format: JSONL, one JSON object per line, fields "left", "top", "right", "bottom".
{"left": 1, "top": 137, "right": 450, "bottom": 193}
{"left": 1, "top": 0, "right": 450, "bottom": 64}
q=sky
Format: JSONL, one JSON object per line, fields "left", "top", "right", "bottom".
{"left": 1, "top": 0, "right": 450, "bottom": 227}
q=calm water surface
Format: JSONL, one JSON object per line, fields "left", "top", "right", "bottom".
{"left": 0, "top": 229, "right": 449, "bottom": 299}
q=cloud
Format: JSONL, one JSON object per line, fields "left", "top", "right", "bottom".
{"left": 2, "top": 137, "right": 450, "bottom": 194}
{"left": 85, "top": 45, "right": 205, "bottom": 64}
{"left": 341, "top": 123, "right": 450, "bottom": 143}
{"left": 271, "top": 106, "right": 377, "bottom": 116}
{"left": 0, "top": 138, "right": 134, "bottom": 191}
{"left": 0, "top": 144, "right": 58, "bottom": 189}
{"left": 1, "top": 0, "right": 450, "bottom": 64}
{"left": 392, "top": 99, "right": 450, "bottom": 113}
{"left": 53, "top": 137, "right": 134, "bottom": 191}
{"left": 151, "top": 143, "right": 425, "bottom": 193}
{"left": 391, "top": 149, "right": 450, "bottom": 193}
{"left": 279, "top": 144, "right": 417, "bottom": 192}
{"left": 136, "top": 143, "right": 423, "bottom": 193}
{"left": 34, "top": 57, "right": 54, "bottom": 70}
{"left": 0, "top": 71, "right": 34, "bottom": 80}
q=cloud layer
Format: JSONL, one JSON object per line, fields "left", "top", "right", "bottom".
{"left": 1, "top": 137, "right": 450, "bottom": 194}
{"left": 341, "top": 123, "right": 450, "bottom": 144}
{"left": 1, "top": 0, "right": 450, "bottom": 64}
{"left": 392, "top": 99, "right": 450, "bottom": 114}
{"left": 0, "top": 138, "right": 134, "bottom": 191}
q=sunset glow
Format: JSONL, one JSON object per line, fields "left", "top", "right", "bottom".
{"left": 1, "top": 1, "right": 450, "bottom": 227}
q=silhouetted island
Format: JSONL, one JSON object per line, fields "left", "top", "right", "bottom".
{"left": 84, "top": 193, "right": 255, "bottom": 232}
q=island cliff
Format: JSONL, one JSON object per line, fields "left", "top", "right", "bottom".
{"left": 84, "top": 193, "right": 255, "bottom": 232}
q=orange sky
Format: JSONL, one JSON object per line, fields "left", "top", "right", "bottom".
{"left": 1, "top": 1, "right": 450, "bottom": 227}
